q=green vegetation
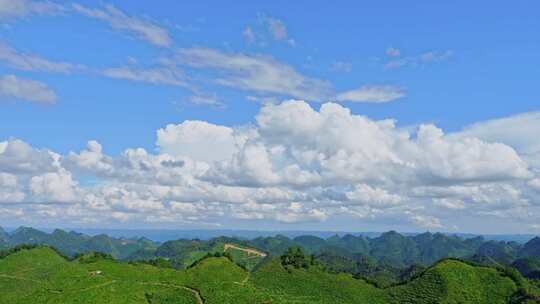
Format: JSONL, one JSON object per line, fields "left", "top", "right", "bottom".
{"left": 0, "top": 245, "right": 537, "bottom": 303}
{"left": 223, "top": 244, "right": 266, "bottom": 271}
{"left": 2, "top": 226, "right": 540, "bottom": 303}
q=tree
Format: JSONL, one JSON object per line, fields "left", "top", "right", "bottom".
{"left": 281, "top": 247, "right": 309, "bottom": 269}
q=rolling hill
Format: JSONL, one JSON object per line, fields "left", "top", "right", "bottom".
{"left": 1, "top": 246, "right": 539, "bottom": 303}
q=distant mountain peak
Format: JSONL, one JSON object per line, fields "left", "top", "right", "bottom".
{"left": 0, "top": 226, "right": 7, "bottom": 242}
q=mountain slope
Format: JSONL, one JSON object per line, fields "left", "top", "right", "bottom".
{"left": 520, "top": 237, "right": 540, "bottom": 258}
{"left": 0, "top": 246, "right": 528, "bottom": 304}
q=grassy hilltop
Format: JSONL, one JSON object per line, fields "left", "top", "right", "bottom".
{"left": 1, "top": 246, "right": 538, "bottom": 304}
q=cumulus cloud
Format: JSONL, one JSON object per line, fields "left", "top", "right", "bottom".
{"left": 0, "top": 140, "right": 66, "bottom": 184}
{"left": 29, "top": 170, "right": 78, "bottom": 203}
{"left": 72, "top": 3, "right": 172, "bottom": 47}
{"left": 0, "top": 172, "right": 25, "bottom": 203}
{"left": 0, "top": 139, "right": 78, "bottom": 204}
{"left": 65, "top": 141, "right": 114, "bottom": 175}
{"left": 345, "top": 184, "right": 403, "bottom": 207}
{"left": 207, "top": 101, "right": 530, "bottom": 188}
{"left": 336, "top": 85, "right": 405, "bottom": 103}
{"left": 156, "top": 120, "right": 238, "bottom": 163}
{"left": 414, "top": 124, "right": 531, "bottom": 182}
{"left": 0, "top": 75, "right": 57, "bottom": 103}
{"left": 275, "top": 203, "right": 327, "bottom": 223}
{"left": 0, "top": 102, "right": 538, "bottom": 231}
{"left": 454, "top": 111, "right": 540, "bottom": 156}
{"left": 0, "top": 139, "right": 60, "bottom": 174}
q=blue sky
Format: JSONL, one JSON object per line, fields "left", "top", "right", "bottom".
{"left": 0, "top": 1, "right": 539, "bottom": 233}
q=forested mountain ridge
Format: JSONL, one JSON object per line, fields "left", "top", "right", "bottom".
{"left": 1, "top": 226, "right": 540, "bottom": 281}
{"left": 0, "top": 226, "right": 158, "bottom": 259}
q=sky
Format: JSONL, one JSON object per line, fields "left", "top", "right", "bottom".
{"left": 0, "top": 0, "right": 539, "bottom": 234}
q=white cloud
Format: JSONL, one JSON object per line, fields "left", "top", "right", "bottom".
{"left": 275, "top": 203, "right": 327, "bottom": 223}
{"left": 156, "top": 120, "right": 238, "bottom": 163}
{"left": 244, "top": 15, "right": 295, "bottom": 46}
{"left": 529, "top": 179, "right": 540, "bottom": 192}
{"left": 0, "top": 139, "right": 59, "bottom": 174}
{"left": 175, "top": 48, "right": 332, "bottom": 101}
{"left": 207, "top": 101, "right": 530, "bottom": 189}
{"left": 0, "top": 172, "right": 24, "bottom": 203}
{"left": 410, "top": 214, "right": 443, "bottom": 229}
{"left": 265, "top": 17, "right": 295, "bottom": 46}
{"left": 413, "top": 183, "right": 529, "bottom": 212}
{"left": 163, "top": 47, "right": 399, "bottom": 103}
{"left": 0, "top": 74, "right": 57, "bottom": 103}
{"left": 0, "top": 41, "right": 186, "bottom": 89}
{"left": 72, "top": 3, "right": 172, "bottom": 47}
{"left": 454, "top": 111, "right": 540, "bottom": 156}
{"left": 433, "top": 198, "right": 466, "bottom": 210}
{"left": 29, "top": 170, "right": 78, "bottom": 203}
{"left": 0, "top": 0, "right": 62, "bottom": 19}
{"left": 0, "top": 139, "right": 78, "bottom": 204}
{"left": 242, "top": 26, "right": 255, "bottom": 44}
{"left": 346, "top": 184, "right": 403, "bottom": 207}
{"left": 1, "top": 102, "right": 539, "bottom": 231}
{"left": 385, "top": 50, "right": 453, "bottom": 69}
{"left": 0, "top": 172, "right": 17, "bottom": 188}
{"left": 386, "top": 47, "right": 401, "bottom": 57}
{"left": 330, "top": 61, "right": 352, "bottom": 72}
{"left": 101, "top": 66, "right": 186, "bottom": 86}
{"left": 186, "top": 93, "right": 225, "bottom": 109}
{"left": 0, "top": 42, "right": 81, "bottom": 73}
{"left": 266, "top": 17, "right": 288, "bottom": 40}
{"left": 65, "top": 141, "right": 114, "bottom": 175}
{"left": 451, "top": 112, "right": 540, "bottom": 176}
{"left": 414, "top": 124, "right": 531, "bottom": 182}
{"left": 336, "top": 85, "right": 405, "bottom": 103}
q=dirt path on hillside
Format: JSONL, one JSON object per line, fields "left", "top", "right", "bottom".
{"left": 140, "top": 282, "right": 204, "bottom": 304}
{"left": 0, "top": 273, "right": 41, "bottom": 283}
{"left": 223, "top": 244, "right": 267, "bottom": 257}
{"left": 234, "top": 273, "right": 251, "bottom": 287}
{"left": 1, "top": 271, "right": 204, "bottom": 303}
{"left": 181, "top": 286, "right": 204, "bottom": 304}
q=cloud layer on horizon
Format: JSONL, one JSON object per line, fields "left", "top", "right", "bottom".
{"left": 0, "top": 101, "right": 538, "bottom": 232}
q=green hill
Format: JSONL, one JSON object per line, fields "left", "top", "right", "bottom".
{"left": 0, "top": 246, "right": 535, "bottom": 303}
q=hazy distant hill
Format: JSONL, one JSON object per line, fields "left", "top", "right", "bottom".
{"left": 521, "top": 237, "right": 540, "bottom": 258}
{"left": 0, "top": 226, "right": 158, "bottom": 259}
